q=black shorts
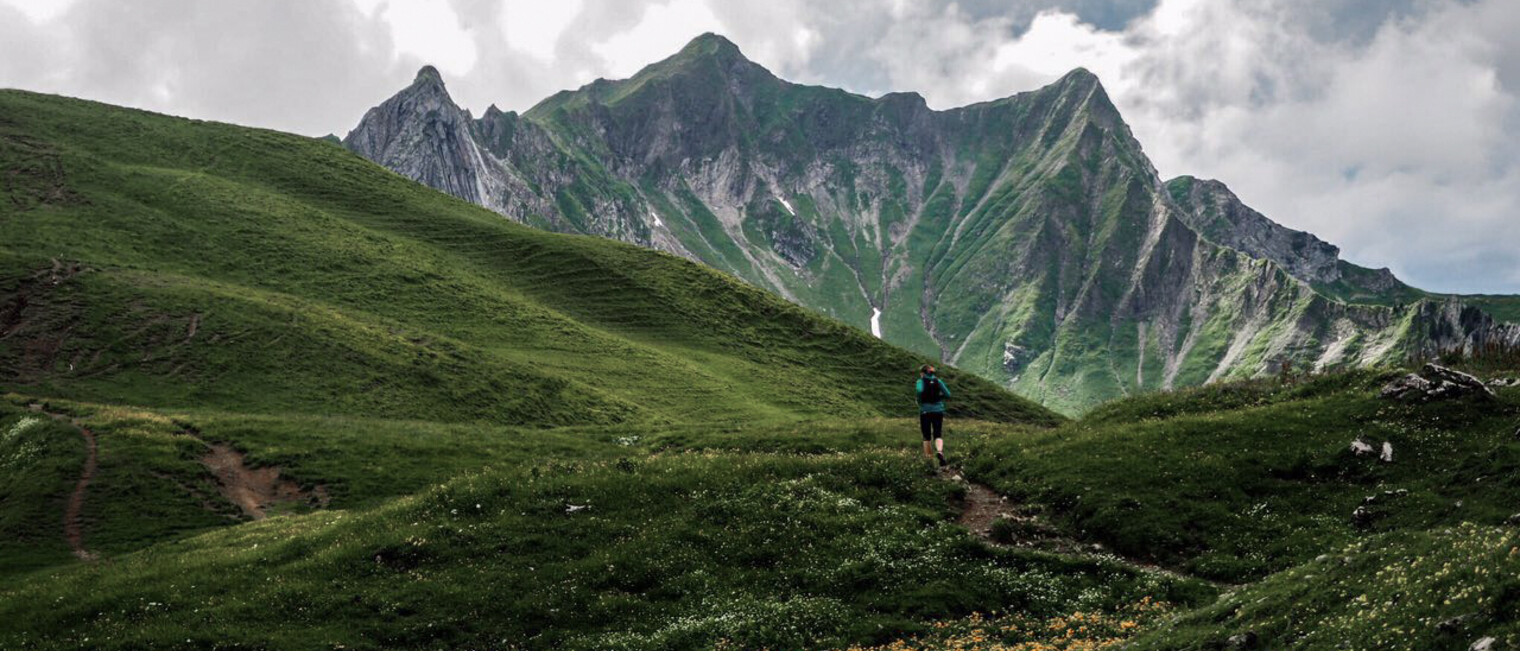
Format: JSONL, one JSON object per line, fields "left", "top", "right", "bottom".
{"left": 919, "top": 412, "right": 943, "bottom": 441}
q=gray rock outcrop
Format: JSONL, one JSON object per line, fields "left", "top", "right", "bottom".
{"left": 1380, "top": 364, "right": 1496, "bottom": 402}
{"left": 343, "top": 34, "right": 1520, "bottom": 413}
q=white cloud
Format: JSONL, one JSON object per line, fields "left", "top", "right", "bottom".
{"left": 0, "top": 0, "right": 77, "bottom": 22}
{"left": 379, "top": 0, "right": 478, "bottom": 76}
{"left": 1096, "top": 0, "right": 1520, "bottom": 293}
{"left": 591, "top": 0, "right": 724, "bottom": 77}
{"left": 500, "top": 0, "right": 584, "bottom": 61}
{"left": 1, "top": 0, "right": 1518, "bottom": 292}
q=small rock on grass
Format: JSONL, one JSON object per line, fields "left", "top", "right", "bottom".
{"left": 1226, "top": 631, "right": 1259, "bottom": 649}
{"left": 1437, "top": 613, "right": 1474, "bottom": 634}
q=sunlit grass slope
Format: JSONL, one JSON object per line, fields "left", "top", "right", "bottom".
{"left": 0, "top": 89, "right": 1059, "bottom": 428}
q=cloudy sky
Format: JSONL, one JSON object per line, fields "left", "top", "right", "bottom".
{"left": 3, "top": 0, "right": 1518, "bottom": 294}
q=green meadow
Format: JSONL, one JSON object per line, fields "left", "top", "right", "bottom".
{"left": 2, "top": 89, "right": 1518, "bottom": 650}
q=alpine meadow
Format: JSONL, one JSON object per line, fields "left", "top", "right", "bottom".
{"left": 1, "top": 17, "right": 1520, "bottom": 651}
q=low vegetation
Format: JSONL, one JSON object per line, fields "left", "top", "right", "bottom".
{"left": 965, "top": 370, "right": 1520, "bottom": 583}
{"left": 3, "top": 88, "right": 1519, "bottom": 650}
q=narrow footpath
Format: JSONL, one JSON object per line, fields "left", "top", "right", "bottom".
{"left": 30, "top": 403, "right": 97, "bottom": 561}
{"left": 945, "top": 467, "right": 1223, "bottom": 587}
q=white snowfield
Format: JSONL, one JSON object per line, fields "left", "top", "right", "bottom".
{"left": 777, "top": 196, "right": 795, "bottom": 216}
{"left": 870, "top": 307, "right": 882, "bottom": 338}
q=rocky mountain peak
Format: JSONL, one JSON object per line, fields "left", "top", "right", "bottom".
{"left": 1052, "top": 67, "right": 1124, "bottom": 130}
{"left": 1056, "top": 67, "right": 1101, "bottom": 89}
{"left": 344, "top": 36, "right": 1516, "bottom": 414}
{"left": 1166, "top": 176, "right": 1347, "bottom": 286}
{"left": 647, "top": 32, "right": 772, "bottom": 84}
{"left": 343, "top": 63, "right": 485, "bottom": 204}
{"left": 414, "top": 65, "right": 443, "bottom": 84}
{"left": 679, "top": 32, "right": 742, "bottom": 58}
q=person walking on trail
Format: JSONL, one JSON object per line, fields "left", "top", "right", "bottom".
{"left": 916, "top": 364, "right": 951, "bottom": 467}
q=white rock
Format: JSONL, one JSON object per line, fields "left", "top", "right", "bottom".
{"left": 1379, "top": 441, "right": 1393, "bottom": 463}
{"left": 1350, "top": 440, "right": 1374, "bottom": 456}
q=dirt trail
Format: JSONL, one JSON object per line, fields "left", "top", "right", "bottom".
{"left": 945, "top": 468, "right": 1218, "bottom": 586}
{"left": 947, "top": 468, "right": 1092, "bottom": 555}
{"left": 199, "top": 441, "right": 328, "bottom": 520}
{"left": 29, "top": 404, "right": 97, "bottom": 560}
{"left": 63, "top": 425, "right": 97, "bottom": 560}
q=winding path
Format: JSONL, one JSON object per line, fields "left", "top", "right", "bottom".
{"left": 30, "top": 404, "right": 97, "bottom": 560}
{"left": 63, "top": 424, "right": 97, "bottom": 560}
{"left": 945, "top": 468, "right": 1218, "bottom": 586}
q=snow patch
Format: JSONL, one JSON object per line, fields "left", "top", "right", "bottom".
{"left": 870, "top": 308, "right": 882, "bottom": 338}
{"left": 649, "top": 210, "right": 663, "bottom": 227}
{"left": 777, "top": 196, "right": 795, "bottom": 216}
{"left": 464, "top": 137, "right": 491, "bottom": 205}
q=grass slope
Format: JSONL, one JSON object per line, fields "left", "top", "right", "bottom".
{"left": 0, "top": 89, "right": 1055, "bottom": 428}
{"left": 0, "top": 400, "right": 1203, "bottom": 650}
{"left": 1130, "top": 524, "right": 1520, "bottom": 650}
{"left": 5, "top": 87, "right": 1519, "bottom": 651}
{"left": 0, "top": 90, "right": 1099, "bottom": 650}
{"left": 965, "top": 371, "right": 1520, "bottom": 584}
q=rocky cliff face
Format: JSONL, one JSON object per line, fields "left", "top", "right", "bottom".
{"left": 344, "top": 33, "right": 1520, "bottom": 414}
{"left": 1166, "top": 176, "right": 1344, "bottom": 286}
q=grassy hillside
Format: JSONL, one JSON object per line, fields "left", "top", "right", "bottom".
{"left": 1130, "top": 524, "right": 1520, "bottom": 650}
{"left": 0, "top": 89, "right": 1098, "bottom": 650}
{"left": 0, "top": 398, "right": 1204, "bottom": 650}
{"left": 11, "top": 369, "right": 1518, "bottom": 649}
{"left": 964, "top": 371, "right": 1520, "bottom": 584}
{"left": 0, "top": 89, "right": 1055, "bottom": 428}
{"left": 6, "top": 87, "right": 1520, "bottom": 651}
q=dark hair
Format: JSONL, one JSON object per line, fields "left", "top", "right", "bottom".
{"left": 920, "top": 364, "right": 935, "bottom": 375}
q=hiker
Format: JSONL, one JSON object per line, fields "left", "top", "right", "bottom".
{"left": 916, "top": 364, "right": 950, "bottom": 467}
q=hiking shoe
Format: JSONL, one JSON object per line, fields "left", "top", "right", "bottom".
{"left": 936, "top": 453, "right": 947, "bottom": 467}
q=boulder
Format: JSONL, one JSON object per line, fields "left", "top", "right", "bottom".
{"left": 1488, "top": 377, "right": 1520, "bottom": 388}
{"left": 1351, "top": 506, "right": 1374, "bottom": 528}
{"left": 1226, "top": 631, "right": 1260, "bottom": 649}
{"left": 1380, "top": 364, "right": 1495, "bottom": 403}
{"left": 1380, "top": 441, "right": 1394, "bottom": 463}
{"left": 1438, "top": 613, "right": 1474, "bottom": 634}
{"left": 1471, "top": 637, "right": 1496, "bottom": 651}
{"left": 1350, "top": 439, "right": 1375, "bottom": 456}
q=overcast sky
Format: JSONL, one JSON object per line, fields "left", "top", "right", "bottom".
{"left": 3, "top": 0, "right": 1518, "bottom": 294}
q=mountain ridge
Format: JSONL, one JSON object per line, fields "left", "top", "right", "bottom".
{"left": 345, "top": 33, "right": 1520, "bottom": 413}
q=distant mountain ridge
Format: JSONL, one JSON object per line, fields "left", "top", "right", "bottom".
{"left": 346, "top": 33, "right": 1520, "bottom": 413}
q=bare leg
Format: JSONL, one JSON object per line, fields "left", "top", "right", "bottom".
{"left": 935, "top": 438, "right": 944, "bottom": 454}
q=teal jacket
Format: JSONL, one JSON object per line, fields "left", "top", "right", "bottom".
{"left": 916, "top": 375, "right": 950, "bottom": 414}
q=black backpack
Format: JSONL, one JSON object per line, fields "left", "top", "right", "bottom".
{"left": 920, "top": 376, "right": 944, "bottom": 403}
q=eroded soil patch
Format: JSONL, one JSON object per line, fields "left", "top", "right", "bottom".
{"left": 947, "top": 468, "right": 1214, "bottom": 585}
{"left": 1, "top": 133, "right": 84, "bottom": 210}
{"left": 948, "top": 468, "right": 1090, "bottom": 555}
{"left": 200, "top": 443, "right": 328, "bottom": 520}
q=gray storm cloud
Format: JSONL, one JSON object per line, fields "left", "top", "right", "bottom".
{"left": 1, "top": 0, "right": 1517, "bottom": 293}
